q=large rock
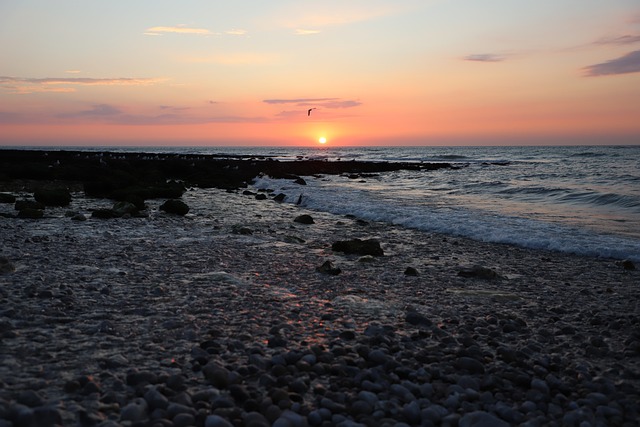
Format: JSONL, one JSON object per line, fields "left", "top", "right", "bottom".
{"left": 160, "top": 199, "right": 189, "bottom": 215}
{"left": 0, "top": 193, "right": 16, "bottom": 203}
{"left": 294, "top": 214, "right": 314, "bottom": 224}
{"left": 17, "top": 208, "right": 44, "bottom": 219}
{"left": 34, "top": 188, "right": 71, "bottom": 206}
{"left": 15, "top": 200, "right": 45, "bottom": 211}
{"left": 332, "top": 238, "right": 384, "bottom": 256}
{"left": 458, "top": 265, "right": 500, "bottom": 279}
{"left": 112, "top": 201, "right": 139, "bottom": 217}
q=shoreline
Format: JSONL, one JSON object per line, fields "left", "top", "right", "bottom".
{"left": 1, "top": 180, "right": 639, "bottom": 425}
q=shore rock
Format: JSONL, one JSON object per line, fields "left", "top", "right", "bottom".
{"left": 458, "top": 265, "right": 500, "bottom": 279}
{"left": 17, "top": 208, "right": 44, "bottom": 219}
{"left": 0, "top": 257, "right": 15, "bottom": 274}
{"left": 0, "top": 193, "right": 16, "bottom": 203}
{"left": 34, "top": 188, "right": 71, "bottom": 206}
{"left": 14, "top": 200, "right": 45, "bottom": 211}
{"left": 316, "top": 261, "right": 341, "bottom": 275}
{"left": 332, "top": 238, "right": 384, "bottom": 256}
{"left": 160, "top": 199, "right": 189, "bottom": 215}
{"left": 294, "top": 214, "right": 314, "bottom": 224}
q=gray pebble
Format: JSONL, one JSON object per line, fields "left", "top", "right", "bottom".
{"left": 205, "top": 414, "right": 233, "bottom": 427}
{"left": 459, "top": 410, "right": 510, "bottom": 427}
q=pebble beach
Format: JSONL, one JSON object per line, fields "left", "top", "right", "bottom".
{"left": 1, "top": 156, "right": 639, "bottom": 426}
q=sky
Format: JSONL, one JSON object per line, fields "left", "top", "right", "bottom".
{"left": 1, "top": 0, "right": 639, "bottom": 147}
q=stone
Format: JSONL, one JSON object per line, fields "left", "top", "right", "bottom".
{"left": 17, "top": 208, "right": 44, "bottom": 219}
{"left": 173, "top": 413, "right": 196, "bottom": 427}
{"left": 34, "top": 188, "right": 71, "bottom": 206}
{"left": 316, "top": 261, "right": 341, "bottom": 275}
{"left": 120, "top": 398, "right": 148, "bottom": 423}
{"left": 294, "top": 214, "right": 314, "bottom": 224}
{"left": 459, "top": 410, "right": 510, "bottom": 427}
{"left": 202, "top": 363, "right": 231, "bottom": 388}
{"left": 616, "top": 259, "right": 636, "bottom": 270}
{"left": 144, "top": 387, "right": 169, "bottom": 410}
{"left": 273, "top": 193, "right": 286, "bottom": 202}
{"left": 405, "top": 311, "right": 432, "bottom": 327}
{"left": 33, "top": 406, "right": 63, "bottom": 426}
{"left": 0, "top": 257, "right": 15, "bottom": 274}
{"left": 112, "top": 201, "right": 138, "bottom": 217}
{"left": 92, "top": 209, "right": 117, "bottom": 219}
{"left": 332, "top": 238, "right": 384, "bottom": 256}
{"left": 0, "top": 193, "right": 16, "bottom": 203}
{"left": 160, "top": 199, "right": 189, "bottom": 215}
{"left": 455, "top": 357, "right": 485, "bottom": 374}
{"left": 404, "top": 267, "right": 419, "bottom": 276}
{"left": 457, "top": 265, "right": 500, "bottom": 279}
{"left": 205, "top": 414, "right": 233, "bottom": 427}
{"left": 14, "top": 200, "right": 45, "bottom": 211}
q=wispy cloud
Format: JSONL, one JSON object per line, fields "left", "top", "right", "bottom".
{"left": 265, "top": 97, "right": 362, "bottom": 118}
{"left": 263, "top": 98, "right": 339, "bottom": 105}
{"left": 595, "top": 34, "right": 640, "bottom": 45}
{"left": 583, "top": 50, "right": 640, "bottom": 76}
{"left": 0, "top": 76, "right": 165, "bottom": 94}
{"left": 144, "top": 25, "right": 212, "bottom": 36}
{"left": 225, "top": 29, "right": 248, "bottom": 36}
{"left": 295, "top": 29, "right": 321, "bottom": 35}
{"left": 68, "top": 104, "right": 122, "bottom": 117}
{"left": 464, "top": 53, "right": 506, "bottom": 62}
{"left": 181, "top": 53, "right": 278, "bottom": 65}
{"left": 54, "top": 103, "right": 266, "bottom": 125}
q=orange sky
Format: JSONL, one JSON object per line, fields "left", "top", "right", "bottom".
{"left": 1, "top": 1, "right": 639, "bottom": 147}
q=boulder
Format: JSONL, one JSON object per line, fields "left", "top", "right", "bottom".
{"left": 0, "top": 193, "right": 16, "bottom": 203}
{"left": 332, "top": 238, "right": 384, "bottom": 256}
{"left": 34, "top": 188, "right": 71, "bottom": 206}
{"left": 92, "top": 209, "right": 117, "bottom": 219}
{"left": 15, "top": 200, "right": 45, "bottom": 211}
{"left": 112, "top": 201, "right": 138, "bottom": 217}
{"left": 0, "top": 257, "right": 15, "bottom": 274}
{"left": 294, "top": 214, "right": 314, "bottom": 224}
{"left": 17, "top": 208, "right": 44, "bottom": 219}
{"left": 458, "top": 265, "right": 500, "bottom": 279}
{"left": 316, "top": 260, "right": 341, "bottom": 275}
{"left": 404, "top": 267, "right": 419, "bottom": 276}
{"left": 160, "top": 199, "right": 189, "bottom": 215}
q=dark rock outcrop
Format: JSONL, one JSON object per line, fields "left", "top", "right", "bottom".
{"left": 294, "top": 214, "right": 314, "bottom": 225}
{"left": 34, "top": 188, "right": 71, "bottom": 206}
{"left": 0, "top": 193, "right": 16, "bottom": 203}
{"left": 332, "top": 239, "right": 384, "bottom": 256}
{"left": 160, "top": 199, "right": 189, "bottom": 216}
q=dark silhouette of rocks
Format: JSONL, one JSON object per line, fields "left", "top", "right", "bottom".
{"left": 0, "top": 193, "right": 16, "bottom": 203}
{"left": 160, "top": 199, "right": 190, "bottom": 216}
{"left": 34, "top": 187, "right": 72, "bottom": 206}
{"left": 0, "top": 150, "right": 454, "bottom": 200}
{"left": 294, "top": 214, "right": 314, "bottom": 224}
{"left": 332, "top": 238, "right": 384, "bottom": 256}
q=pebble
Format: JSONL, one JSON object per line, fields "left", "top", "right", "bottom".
{"left": 0, "top": 182, "right": 638, "bottom": 427}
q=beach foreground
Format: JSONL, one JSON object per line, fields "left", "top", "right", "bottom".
{"left": 0, "top": 159, "right": 639, "bottom": 426}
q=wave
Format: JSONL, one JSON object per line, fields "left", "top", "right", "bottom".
{"left": 253, "top": 176, "right": 640, "bottom": 262}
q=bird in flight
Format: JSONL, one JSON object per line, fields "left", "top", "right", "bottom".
{"left": 307, "top": 108, "right": 316, "bottom": 116}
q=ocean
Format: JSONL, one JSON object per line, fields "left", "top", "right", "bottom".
{"left": 248, "top": 145, "right": 640, "bottom": 263}
{"left": 6, "top": 145, "right": 640, "bottom": 262}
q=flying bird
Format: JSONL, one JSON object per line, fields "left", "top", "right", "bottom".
{"left": 307, "top": 108, "right": 316, "bottom": 116}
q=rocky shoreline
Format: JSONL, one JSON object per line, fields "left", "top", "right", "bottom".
{"left": 1, "top": 151, "right": 639, "bottom": 426}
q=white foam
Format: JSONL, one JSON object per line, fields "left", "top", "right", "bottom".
{"left": 253, "top": 175, "right": 640, "bottom": 262}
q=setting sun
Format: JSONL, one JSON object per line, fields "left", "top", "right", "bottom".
{"left": 318, "top": 137, "right": 327, "bottom": 144}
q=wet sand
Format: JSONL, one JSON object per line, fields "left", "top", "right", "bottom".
{"left": 1, "top": 181, "right": 639, "bottom": 426}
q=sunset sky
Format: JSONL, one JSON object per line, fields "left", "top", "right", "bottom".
{"left": 1, "top": 0, "right": 639, "bottom": 147}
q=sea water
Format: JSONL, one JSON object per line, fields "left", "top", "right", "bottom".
{"left": 249, "top": 145, "right": 640, "bottom": 262}
{"left": 6, "top": 145, "right": 640, "bottom": 262}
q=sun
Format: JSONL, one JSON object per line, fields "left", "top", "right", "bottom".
{"left": 318, "top": 136, "right": 327, "bottom": 144}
